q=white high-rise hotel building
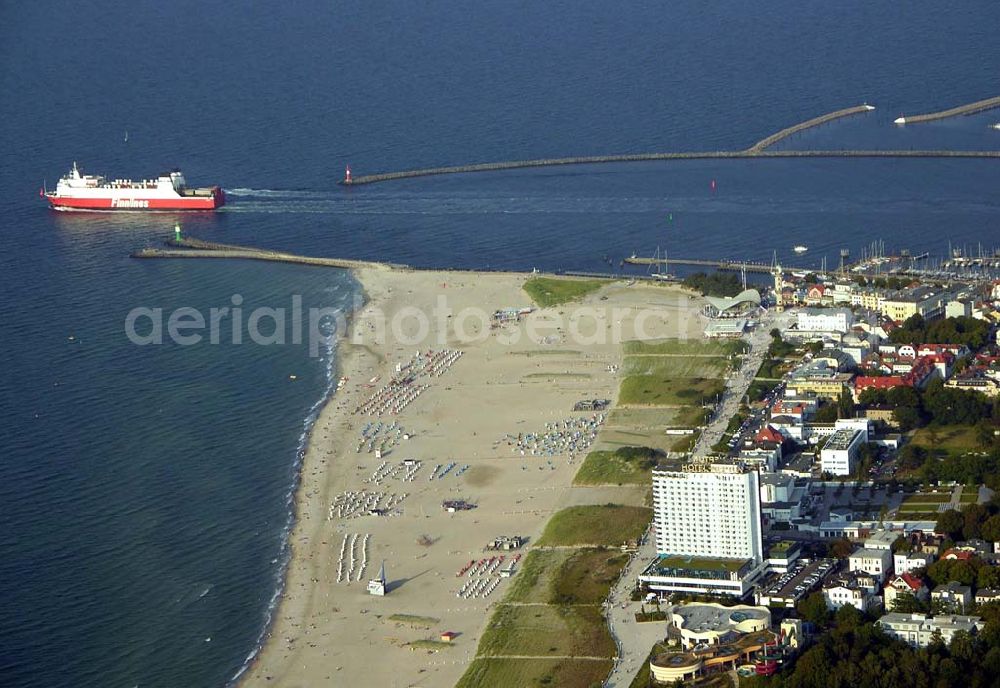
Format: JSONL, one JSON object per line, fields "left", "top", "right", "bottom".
{"left": 653, "top": 461, "right": 764, "bottom": 562}
{"left": 641, "top": 460, "right": 766, "bottom": 597}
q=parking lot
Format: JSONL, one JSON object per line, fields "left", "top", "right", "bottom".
{"left": 758, "top": 558, "right": 838, "bottom": 606}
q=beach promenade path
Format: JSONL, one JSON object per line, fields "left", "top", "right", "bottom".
{"left": 603, "top": 533, "right": 667, "bottom": 688}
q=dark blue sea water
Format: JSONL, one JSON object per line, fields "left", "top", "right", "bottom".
{"left": 2, "top": 1, "right": 999, "bottom": 686}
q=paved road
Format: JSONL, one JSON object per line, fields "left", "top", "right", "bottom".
{"left": 691, "top": 310, "right": 790, "bottom": 459}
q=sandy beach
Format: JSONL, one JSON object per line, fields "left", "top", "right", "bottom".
{"left": 241, "top": 266, "right": 704, "bottom": 688}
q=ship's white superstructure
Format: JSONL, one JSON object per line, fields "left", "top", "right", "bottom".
{"left": 43, "top": 162, "right": 224, "bottom": 211}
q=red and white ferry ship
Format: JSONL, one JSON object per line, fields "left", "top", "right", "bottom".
{"left": 42, "top": 162, "right": 225, "bottom": 211}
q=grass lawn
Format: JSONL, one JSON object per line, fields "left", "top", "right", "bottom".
{"left": 605, "top": 406, "right": 707, "bottom": 431}
{"left": 536, "top": 504, "right": 652, "bottom": 547}
{"left": 599, "top": 429, "right": 672, "bottom": 453}
{"left": 898, "top": 503, "right": 945, "bottom": 513}
{"left": 608, "top": 407, "right": 677, "bottom": 427}
{"left": 523, "top": 277, "right": 606, "bottom": 308}
{"left": 623, "top": 338, "right": 746, "bottom": 356}
{"left": 654, "top": 554, "right": 747, "bottom": 573}
{"left": 757, "top": 358, "right": 790, "bottom": 380}
{"left": 507, "top": 548, "right": 629, "bottom": 605}
{"left": 911, "top": 426, "right": 981, "bottom": 456}
{"left": 667, "top": 432, "right": 699, "bottom": 452}
{"left": 574, "top": 449, "right": 657, "bottom": 485}
{"left": 901, "top": 493, "right": 951, "bottom": 505}
{"left": 622, "top": 355, "right": 729, "bottom": 378}
{"left": 894, "top": 511, "right": 941, "bottom": 520}
{"left": 550, "top": 549, "right": 629, "bottom": 605}
{"left": 477, "top": 604, "right": 615, "bottom": 658}
{"left": 618, "top": 375, "right": 724, "bottom": 407}
{"left": 506, "top": 550, "right": 570, "bottom": 604}
{"left": 673, "top": 405, "right": 711, "bottom": 427}
{"left": 456, "top": 657, "right": 613, "bottom": 688}
{"left": 960, "top": 487, "right": 980, "bottom": 503}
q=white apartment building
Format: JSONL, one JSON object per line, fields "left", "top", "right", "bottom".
{"left": 820, "top": 428, "right": 865, "bottom": 476}
{"left": 894, "top": 551, "right": 935, "bottom": 576}
{"left": 863, "top": 530, "right": 898, "bottom": 551}
{"left": 797, "top": 307, "right": 853, "bottom": 333}
{"left": 823, "top": 572, "right": 881, "bottom": 612}
{"left": 878, "top": 613, "right": 985, "bottom": 648}
{"left": 834, "top": 418, "right": 871, "bottom": 442}
{"left": 849, "top": 548, "right": 893, "bottom": 584}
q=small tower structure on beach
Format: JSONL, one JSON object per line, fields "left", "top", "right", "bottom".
{"left": 367, "top": 560, "right": 386, "bottom": 596}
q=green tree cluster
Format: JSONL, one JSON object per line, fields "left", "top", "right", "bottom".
{"left": 740, "top": 606, "right": 1000, "bottom": 688}
{"left": 681, "top": 271, "right": 743, "bottom": 297}
{"left": 859, "top": 379, "right": 996, "bottom": 431}
{"left": 889, "top": 314, "right": 991, "bottom": 350}
{"left": 922, "top": 451, "right": 1000, "bottom": 487}
{"left": 935, "top": 503, "right": 1000, "bottom": 542}
{"left": 926, "top": 556, "right": 1000, "bottom": 590}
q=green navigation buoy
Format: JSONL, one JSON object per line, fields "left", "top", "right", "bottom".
{"left": 174, "top": 223, "right": 182, "bottom": 242}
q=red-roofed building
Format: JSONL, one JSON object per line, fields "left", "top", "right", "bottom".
{"left": 941, "top": 548, "right": 975, "bottom": 561}
{"left": 907, "top": 356, "right": 940, "bottom": 387}
{"left": 756, "top": 426, "right": 785, "bottom": 446}
{"left": 917, "top": 343, "right": 970, "bottom": 359}
{"left": 884, "top": 573, "right": 929, "bottom": 609}
{"left": 805, "top": 284, "right": 829, "bottom": 305}
{"left": 921, "top": 352, "right": 955, "bottom": 379}
{"left": 854, "top": 375, "right": 911, "bottom": 399}
{"left": 771, "top": 401, "right": 808, "bottom": 421}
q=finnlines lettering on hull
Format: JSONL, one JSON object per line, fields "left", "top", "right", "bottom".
{"left": 42, "top": 162, "right": 225, "bottom": 212}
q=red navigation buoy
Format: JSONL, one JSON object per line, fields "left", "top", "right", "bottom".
{"left": 345, "top": 164, "right": 352, "bottom": 184}
{"left": 710, "top": 179, "right": 717, "bottom": 191}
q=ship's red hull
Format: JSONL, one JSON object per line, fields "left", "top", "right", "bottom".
{"left": 46, "top": 190, "right": 225, "bottom": 211}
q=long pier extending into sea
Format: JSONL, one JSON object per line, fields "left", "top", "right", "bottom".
{"left": 132, "top": 237, "right": 405, "bottom": 270}
{"left": 341, "top": 97, "right": 999, "bottom": 186}
{"left": 894, "top": 96, "right": 1000, "bottom": 125}
{"left": 624, "top": 255, "right": 790, "bottom": 274}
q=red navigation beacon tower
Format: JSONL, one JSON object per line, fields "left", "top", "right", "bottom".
{"left": 344, "top": 164, "right": 352, "bottom": 184}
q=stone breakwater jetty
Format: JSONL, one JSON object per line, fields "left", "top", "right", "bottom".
{"left": 131, "top": 237, "right": 405, "bottom": 270}
{"left": 341, "top": 98, "right": 1000, "bottom": 186}
{"left": 745, "top": 104, "right": 874, "bottom": 153}
{"left": 894, "top": 96, "right": 1000, "bottom": 125}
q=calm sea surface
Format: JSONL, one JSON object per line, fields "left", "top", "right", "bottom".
{"left": 2, "top": 1, "right": 998, "bottom": 685}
